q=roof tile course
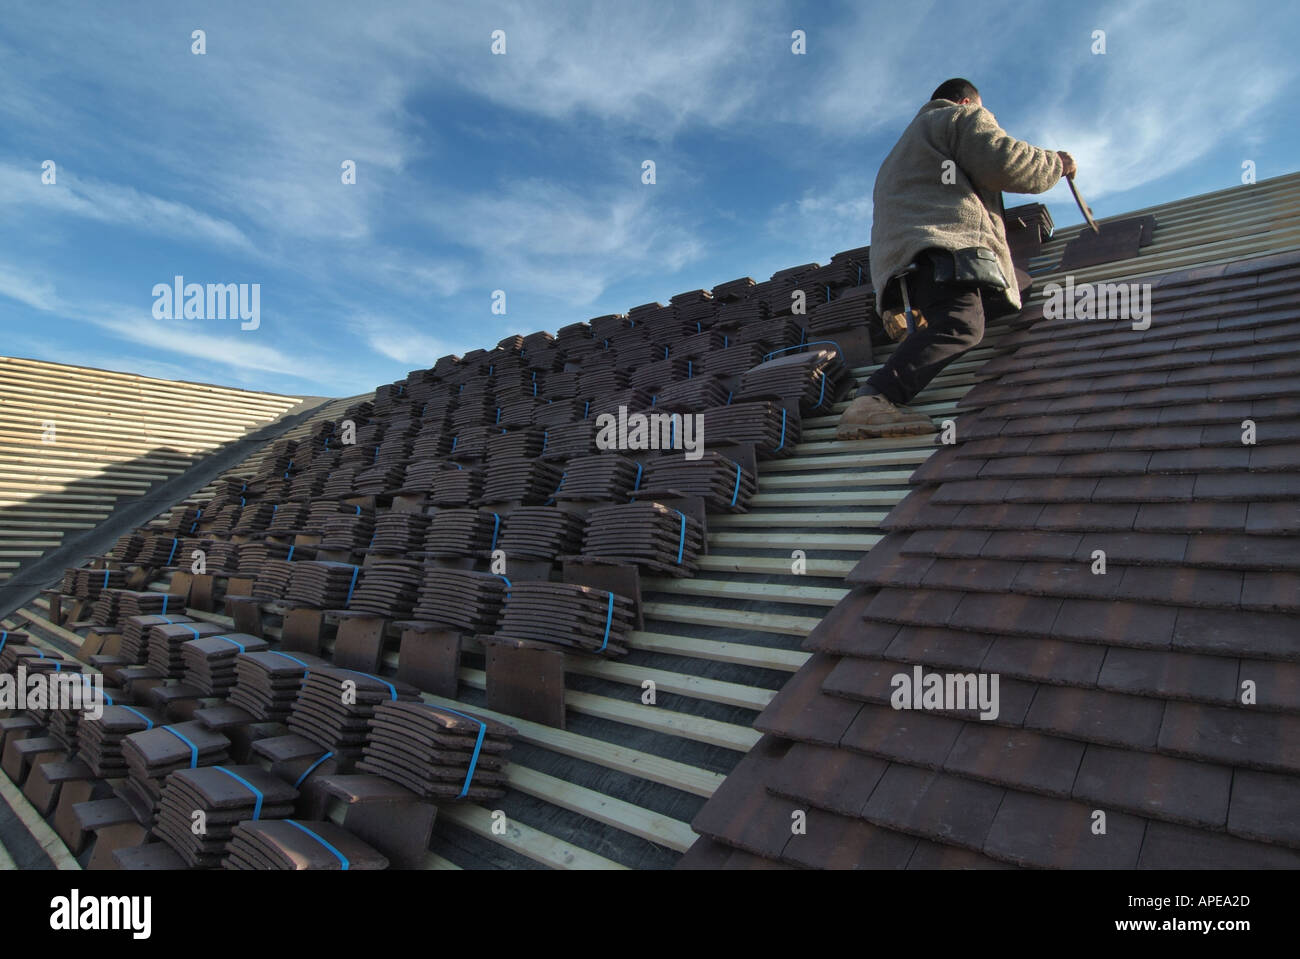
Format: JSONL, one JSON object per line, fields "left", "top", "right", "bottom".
{"left": 685, "top": 247, "right": 1300, "bottom": 868}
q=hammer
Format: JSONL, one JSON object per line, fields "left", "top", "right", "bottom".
{"left": 1067, "top": 173, "right": 1100, "bottom": 234}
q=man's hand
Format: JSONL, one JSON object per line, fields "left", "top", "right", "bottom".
{"left": 1057, "top": 151, "right": 1078, "bottom": 178}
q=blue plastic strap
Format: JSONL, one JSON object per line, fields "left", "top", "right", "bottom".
{"left": 542, "top": 431, "right": 549, "bottom": 453}
{"left": 183, "top": 624, "right": 202, "bottom": 640}
{"left": 650, "top": 395, "right": 657, "bottom": 407}
{"left": 270, "top": 651, "right": 313, "bottom": 674}
{"left": 162, "top": 725, "right": 200, "bottom": 768}
{"left": 598, "top": 591, "right": 614, "bottom": 653}
{"left": 165, "top": 538, "right": 179, "bottom": 566}
{"left": 673, "top": 510, "right": 686, "bottom": 564}
{"left": 213, "top": 766, "right": 264, "bottom": 820}
{"left": 731, "top": 462, "right": 742, "bottom": 507}
{"left": 726, "top": 390, "right": 733, "bottom": 405}
{"left": 294, "top": 751, "right": 334, "bottom": 788}
{"left": 160, "top": 595, "right": 169, "bottom": 615}
{"left": 120, "top": 705, "right": 154, "bottom": 729}
{"left": 344, "top": 565, "right": 360, "bottom": 606}
{"left": 427, "top": 703, "right": 487, "bottom": 798}
{"left": 286, "top": 544, "right": 295, "bottom": 561}
{"left": 633, "top": 461, "right": 643, "bottom": 491}
{"left": 490, "top": 513, "right": 500, "bottom": 550}
{"left": 687, "top": 360, "right": 693, "bottom": 378}
{"left": 102, "top": 569, "right": 110, "bottom": 589}
{"left": 284, "top": 820, "right": 350, "bottom": 870}
{"left": 762, "top": 339, "right": 844, "bottom": 362}
{"left": 583, "top": 400, "right": 590, "bottom": 418}
{"left": 216, "top": 635, "right": 249, "bottom": 653}
{"left": 817, "top": 370, "right": 827, "bottom": 407}
{"left": 724, "top": 334, "right": 729, "bottom": 348}
{"left": 775, "top": 408, "right": 788, "bottom": 451}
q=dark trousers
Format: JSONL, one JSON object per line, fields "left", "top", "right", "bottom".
{"left": 860, "top": 252, "right": 986, "bottom": 406}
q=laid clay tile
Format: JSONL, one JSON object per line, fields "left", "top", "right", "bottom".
{"left": 1237, "top": 571, "right": 1300, "bottom": 612}
{"left": 1035, "top": 502, "right": 1138, "bottom": 531}
{"left": 982, "top": 635, "right": 1107, "bottom": 687}
{"left": 944, "top": 724, "right": 1085, "bottom": 797}
{"left": 763, "top": 741, "right": 888, "bottom": 819}
{"left": 984, "top": 791, "right": 1146, "bottom": 868}
{"left": 753, "top": 655, "right": 864, "bottom": 746}
{"left": 1133, "top": 501, "right": 1247, "bottom": 533}
{"left": 1172, "top": 607, "right": 1297, "bottom": 660}
{"left": 1050, "top": 598, "right": 1178, "bottom": 649}
{"left": 948, "top": 591, "right": 1063, "bottom": 637}
{"left": 1097, "top": 646, "right": 1239, "bottom": 704}
{"left": 1139, "top": 821, "right": 1300, "bottom": 868}
{"left": 781, "top": 807, "right": 918, "bottom": 869}
{"left": 861, "top": 765, "right": 1005, "bottom": 851}
{"left": 885, "top": 626, "right": 996, "bottom": 671}
{"left": 1159, "top": 702, "right": 1300, "bottom": 773}
{"left": 1227, "top": 769, "right": 1300, "bottom": 847}
{"left": 1072, "top": 745, "right": 1232, "bottom": 828}
{"left": 1011, "top": 560, "right": 1123, "bottom": 600}
{"left": 1025, "top": 686, "right": 1165, "bottom": 749}
{"left": 839, "top": 703, "right": 963, "bottom": 769}
{"left": 1114, "top": 566, "right": 1243, "bottom": 608}
{"left": 864, "top": 587, "right": 966, "bottom": 627}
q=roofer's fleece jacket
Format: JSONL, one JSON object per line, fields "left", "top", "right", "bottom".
{"left": 869, "top": 99, "right": 1064, "bottom": 313}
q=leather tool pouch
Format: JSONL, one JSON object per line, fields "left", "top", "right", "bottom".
{"left": 930, "top": 246, "right": 1009, "bottom": 291}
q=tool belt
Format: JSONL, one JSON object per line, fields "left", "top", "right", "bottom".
{"left": 881, "top": 247, "right": 1009, "bottom": 342}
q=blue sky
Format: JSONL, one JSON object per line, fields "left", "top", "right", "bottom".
{"left": 1, "top": 0, "right": 1296, "bottom": 397}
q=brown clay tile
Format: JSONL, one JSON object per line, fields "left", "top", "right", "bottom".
{"left": 977, "top": 456, "right": 1067, "bottom": 479}
{"left": 983, "top": 791, "right": 1146, "bottom": 868}
{"left": 861, "top": 765, "right": 1005, "bottom": 850}
{"left": 1004, "top": 477, "right": 1100, "bottom": 502}
{"left": 899, "top": 528, "right": 991, "bottom": 558}
{"left": 1091, "top": 474, "right": 1196, "bottom": 503}
{"left": 1236, "top": 659, "right": 1300, "bottom": 712}
{"left": 1157, "top": 400, "right": 1251, "bottom": 427}
{"left": 1195, "top": 472, "right": 1298, "bottom": 501}
{"left": 948, "top": 591, "right": 1062, "bottom": 637}
{"left": 1172, "top": 607, "right": 1298, "bottom": 660}
{"left": 1148, "top": 447, "right": 1251, "bottom": 473}
{"left": 885, "top": 626, "right": 996, "bottom": 671}
{"left": 845, "top": 533, "right": 934, "bottom": 588}
{"left": 839, "top": 703, "right": 964, "bottom": 768}
{"left": 1240, "top": 571, "right": 1300, "bottom": 612}
{"left": 763, "top": 742, "right": 888, "bottom": 819}
{"left": 906, "top": 840, "right": 1016, "bottom": 868}
{"left": 1012, "top": 560, "right": 1123, "bottom": 600}
{"left": 1133, "top": 501, "right": 1247, "bottom": 533}
{"left": 878, "top": 485, "right": 964, "bottom": 531}
{"left": 1227, "top": 769, "right": 1300, "bottom": 847}
{"left": 803, "top": 589, "right": 894, "bottom": 656}
{"left": 982, "top": 529, "right": 1083, "bottom": 562}
{"left": 1025, "top": 685, "right": 1165, "bottom": 749}
{"left": 1139, "top": 821, "right": 1300, "bottom": 867}
{"left": 754, "top": 655, "right": 864, "bottom": 746}
{"left": 1070, "top": 531, "right": 1188, "bottom": 565}
{"left": 1159, "top": 701, "right": 1300, "bottom": 773}
{"left": 953, "top": 502, "right": 1045, "bottom": 530}
{"left": 1035, "top": 502, "right": 1138, "bottom": 531}
{"left": 1244, "top": 502, "right": 1300, "bottom": 534}
{"left": 920, "top": 558, "right": 1023, "bottom": 593}
{"left": 1248, "top": 442, "right": 1300, "bottom": 470}
{"left": 982, "top": 635, "right": 1107, "bottom": 687}
{"left": 780, "top": 806, "right": 918, "bottom": 869}
{"left": 1107, "top": 424, "right": 1203, "bottom": 451}
{"left": 1026, "top": 430, "right": 1116, "bottom": 455}
{"left": 864, "top": 587, "right": 966, "bottom": 627}
{"left": 1073, "top": 745, "right": 1231, "bottom": 828}
{"left": 944, "top": 723, "right": 1085, "bottom": 797}
{"left": 690, "top": 738, "right": 794, "bottom": 858}
{"left": 929, "top": 479, "right": 1014, "bottom": 505}
{"left": 1050, "top": 598, "right": 1178, "bottom": 649}
{"left": 1114, "top": 566, "right": 1243, "bottom": 608}
{"left": 1056, "top": 451, "right": 1153, "bottom": 476}
{"left": 1097, "top": 646, "right": 1240, "bottom": 704}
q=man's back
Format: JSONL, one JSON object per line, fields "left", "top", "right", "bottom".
{"left": 870, "top": 99, "right": 1061, "bottom": 313}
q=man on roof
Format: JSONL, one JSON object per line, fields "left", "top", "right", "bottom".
{"left": 836, "top": 77, "right": 1075, "bottom": 439}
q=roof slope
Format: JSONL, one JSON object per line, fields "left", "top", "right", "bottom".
{"left": 682, "top": 179, "right": 1300, "bottom": 869}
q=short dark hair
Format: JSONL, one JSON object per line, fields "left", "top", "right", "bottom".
{"left": 931, "top": 78, "right": 980, "bottom": 104}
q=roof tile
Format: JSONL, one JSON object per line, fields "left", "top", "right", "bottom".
{"left": 1025, "top": 685, "right": 1166, "bottom": 749}
{"left": 861, "top": 765, "right": 1005, "bottom": 850}
{"left": 944, "top": 723, "right": 1085, "bottom": 797}
{"left": 1073, "top": 745, "right": 1231, "bottom": 828}
{"left": 984, "top": 791, "right": 1146, "bottom": 868}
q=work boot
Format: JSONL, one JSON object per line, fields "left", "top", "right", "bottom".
{"left": 835, "top": 393, "right": 933, "bottom": 439}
